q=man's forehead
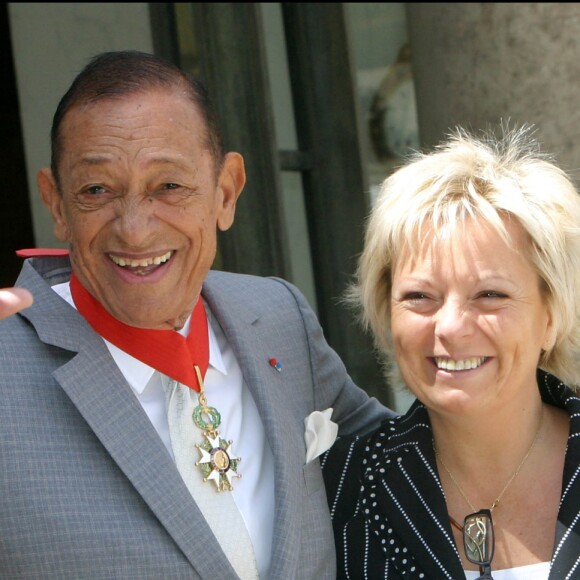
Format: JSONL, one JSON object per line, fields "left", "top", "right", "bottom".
{"left": 55, "top": 88, "right": 219, "bottom": 179}
{"left": 64, "top": 89, "right": 204, "bottom": 125}
{"left": 59, "top": 96, "right": 210, "bottom": 153}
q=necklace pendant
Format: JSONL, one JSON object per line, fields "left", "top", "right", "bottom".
{"left": 193, "top": 400, "right": 242, "bottom": 492}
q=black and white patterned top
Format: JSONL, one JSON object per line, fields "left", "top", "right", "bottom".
{"left": 322, "top": 370, "right": 580, "bottom": 579}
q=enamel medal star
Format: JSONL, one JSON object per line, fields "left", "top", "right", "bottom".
{"left": 196, "top": 432, "right": 241, "bottom": 491}
{"left": 192, "top": 366, "right": 241, "bottom": 492}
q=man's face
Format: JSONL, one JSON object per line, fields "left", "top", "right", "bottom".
{"left": 38, "top": 89, "right": 244, "bottom": 329}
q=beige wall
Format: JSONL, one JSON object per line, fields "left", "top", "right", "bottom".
{"left": 8, "top": 3, "right": 153, "bottom": 247}
{"left": 407, "top": 3, "right": 580, "bottom": 178}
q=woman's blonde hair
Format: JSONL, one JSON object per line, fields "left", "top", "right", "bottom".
{"left": 351, "top": 124, "right": 580, "bottom": 389}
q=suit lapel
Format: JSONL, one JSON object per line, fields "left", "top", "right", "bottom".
{"left": 17, "top": 258, "right": 237, "bottom": 578}
{"left": 365, "top": 404, "right": 464, "bottom": 579}
{"left": 540, "top": 374, "right": 580, "bottom": 579}
{"left": 202, "top": 273, "right": 305, "bottom": 578}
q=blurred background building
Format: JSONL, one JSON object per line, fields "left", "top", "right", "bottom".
{"left": 5, "top": 3, "right": 579, "bottom": 410}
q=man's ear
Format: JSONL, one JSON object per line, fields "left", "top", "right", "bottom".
{"left": 37, "top": 168, "right": 69, "bottom": 242}
{"left": 216, "top": 152, "right": 246, "bottom": 232}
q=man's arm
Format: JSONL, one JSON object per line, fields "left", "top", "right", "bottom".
{"left": 272, "top": 277, "right": 396, "bottom": 436}
{"left": 0, "top": 288, "right": 33, "bottom": 319}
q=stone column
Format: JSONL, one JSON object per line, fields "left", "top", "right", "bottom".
{"left": 406, "top": 2, "right": 580, "bottom": 173}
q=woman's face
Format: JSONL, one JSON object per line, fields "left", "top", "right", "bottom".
{"left": 390, "top": 217, "right": 553, "bottom": 417}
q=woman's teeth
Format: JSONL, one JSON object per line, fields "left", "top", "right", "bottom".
{"left": 434, "top": 356, "right": 486, "bottom": 371}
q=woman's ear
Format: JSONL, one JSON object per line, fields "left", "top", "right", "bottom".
{"left": 542, "top": 327, "right": 557, "bottom": 352}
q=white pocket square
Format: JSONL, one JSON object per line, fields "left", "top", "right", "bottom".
{"left": 304, "top": 408, "right": 338, "bottom": 463}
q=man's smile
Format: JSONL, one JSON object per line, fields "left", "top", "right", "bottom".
{"left": 109, "top": 250, "right": 173, "bottom": 268}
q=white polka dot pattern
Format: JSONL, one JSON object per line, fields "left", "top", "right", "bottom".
{"left": 322, "top": 370, "right": 580, "bottom": 579}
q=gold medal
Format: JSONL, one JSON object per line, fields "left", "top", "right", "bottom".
{"left": 192, "top": 366, "right": 241, "bottom": 492}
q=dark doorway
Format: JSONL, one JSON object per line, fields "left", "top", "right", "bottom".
{"left": 1, "top": 4, "right": 35, "bottom": 286}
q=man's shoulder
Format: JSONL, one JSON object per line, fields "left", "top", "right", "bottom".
{"left": 204, "top": 270, "right": 303, "bottom": 302}
{"left": 2, "top": 257, "right": 84, "bottom": 352}
{"left": 202, "top": 271, "right": 314, "bottom": 333}
{"left": 15, "top": 255, "right": 71, "bottom": 291}
{"left": 206, "top": 269, "right": 289, "bottom": 286}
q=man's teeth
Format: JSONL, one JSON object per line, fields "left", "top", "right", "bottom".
{"left": 434, "top": 357, "right": 486, "bottom": 371}
{"left": 110, "top": 251, "right": 172, "bottom": 268}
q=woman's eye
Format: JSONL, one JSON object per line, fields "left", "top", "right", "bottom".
{"left": 397, "top": 291, "right": 435, "bottom": 312}
{"left": 403, "top": 292, "right": 428, "bottom": 301}
{"left": 478, "top": 290, "right": 508, "bottom": 299}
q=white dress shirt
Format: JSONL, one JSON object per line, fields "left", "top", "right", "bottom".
{"left": 52, "top": 282, "right": 275, "bottom": 578}
{"left": 464, "top": 562, "right": 549, "bottom": 579}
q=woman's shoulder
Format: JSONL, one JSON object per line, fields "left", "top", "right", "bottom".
{"left": 320, "top": 427, "right": 377, "bottom": 523}
{"left": 322, "top": 401, "right": 428, "bottom": 468}
{"left": 323, "top": 415, "right": 397, "bottom": 466}
{"left": 321, "top": 427, "right": 374, "bottom": 476}
{"left": 321, "top": 416, "right": 405, "bottom": 505}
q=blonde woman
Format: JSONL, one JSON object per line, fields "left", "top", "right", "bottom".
{"left": 323, "top": 125, "right": 580, "bottom": 579}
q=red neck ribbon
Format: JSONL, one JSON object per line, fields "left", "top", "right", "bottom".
{"left": 69, "top": 273, "right": 208, "bottom": 391}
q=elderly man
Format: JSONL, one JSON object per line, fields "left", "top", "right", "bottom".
{"left": 0, "top": 51, "right": 391, "bottom": 579}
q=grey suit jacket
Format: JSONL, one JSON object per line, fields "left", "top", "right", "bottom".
{"left": 0, "top": 256, "right": 392, "bottom": 579}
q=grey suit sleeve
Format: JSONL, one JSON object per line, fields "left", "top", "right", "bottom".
{"left": 271, "top": 278, "right": 396, "bottom": 436}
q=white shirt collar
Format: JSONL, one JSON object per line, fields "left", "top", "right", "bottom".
{"left": 51, "top": 281, "right": 227, "bottom": 393}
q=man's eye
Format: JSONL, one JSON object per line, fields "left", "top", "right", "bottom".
{"left": 162, "top": 183, "right": 180, "bottom": 190}
{"left": 85, "top": 185, "right": 106, "bottom": 195}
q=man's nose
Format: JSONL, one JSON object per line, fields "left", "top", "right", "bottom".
{"left": 113, "top": 196, "right": 156, "bottom": 247}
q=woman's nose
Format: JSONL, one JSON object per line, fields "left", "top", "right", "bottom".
{"left": 434, "top": 299, "right": 474, "bottom": 342}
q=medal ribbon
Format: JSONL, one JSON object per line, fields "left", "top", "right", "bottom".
{"left": 69, "top": 273, "right": 208, "bottom": 391}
